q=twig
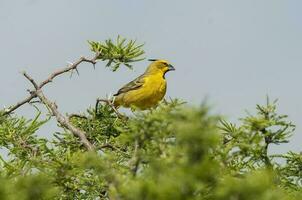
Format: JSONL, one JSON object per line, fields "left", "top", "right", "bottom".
{"left": 68, "top": 114, "right": 88, "bottom": 120}
{"left": 4, "top": 52, "right": 104, "bottom": 150}
{"left": 96, "top": 98, "right": 126, "bottom": 119}
{"left": 39, "top": 53, "right": 99, "bottom": 88}
{"left": 4, "top": 94, "right": 37, "bottom": 114}
{"left": 38, "top": 91, "right": 94, "bottom": 151}
{"left": 131, "top": 140, "right": 140, "bottom": 176}
{"left": 99, "top": 143, "right": 116, "bottom": 150}
{"left": 23, "top": 71, "right": 39, "bottom": 89}
{"left": 22, "top": 72, "right": 94, "bottom": 151}
{"left": 4, "top": 52, "right": 100, "bottom": 115}
{"left": 29, "top": 100, "right": 42, "bottom": 104}
{"left": 99, "top": 143, "right": 131, "bottom": 157}
{"left": 20, "top": 140, "right": 39, "bottom": 157}
{"left": 3, "top": 52, "right": 100, "bottom": 150}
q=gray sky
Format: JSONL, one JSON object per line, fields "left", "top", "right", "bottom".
{"left": 1, "top": 0, "right": 301, "bottom": 154}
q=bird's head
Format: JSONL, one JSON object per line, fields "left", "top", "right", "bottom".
{"left": 146, "top": 59, "right": 175, "bottom": 76}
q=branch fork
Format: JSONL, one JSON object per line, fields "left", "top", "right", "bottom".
{"left": 5, "top": 53, "right": 101, "bottom": 151}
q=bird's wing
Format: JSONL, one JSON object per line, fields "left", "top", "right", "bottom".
{"left": 114, "top": 75, "right": 146, "bottom": 96}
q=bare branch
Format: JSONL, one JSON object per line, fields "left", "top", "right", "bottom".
{"left": 29, "top": 100, "right": 42, "bottom": 104}
{"left": 20, "top": 70, "right": 94, "bottom": 150}
{"left": 34, "top": 88, "right": 94, "bottom": 151}
{"left": 4, "top": 94, "right": 37, "bottom": 115}
{"left": 22, "top": 71, "right": 39, "bottom": 89}
{"left": 4, "top": 53, "right": 100, "bottom": 115}
{"left": 4, "top": 53, "right": 101, "bottom": 150}
{"left": 39, "top": 52, "right": 100, "bottom": 89}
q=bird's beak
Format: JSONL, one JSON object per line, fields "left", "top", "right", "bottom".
{"left": 168, "top": 64, "right": 175, "bottom": 71}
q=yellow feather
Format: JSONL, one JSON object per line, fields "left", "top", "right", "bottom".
{"left": 114, "top": 60, "right": 174, "bottom": 110}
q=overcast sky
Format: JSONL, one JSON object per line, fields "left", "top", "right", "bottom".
{"left": 1, "top": 0, "right": 301, "bottom": 154}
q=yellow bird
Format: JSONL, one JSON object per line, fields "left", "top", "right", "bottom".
{"left": 113, "top": 59, "right": 175, "bottom": 110}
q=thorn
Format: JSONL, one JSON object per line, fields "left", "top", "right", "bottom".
{"left": 75, "top": 68, "right": 80, "bottom": 76}
{"left": 66, "top": 61, "right": 73, "bottom": 66}
{"left": 54, "top": 102, "right": 58, "bottom": 109}
{"left": 107, "top": 93, "right": 113, "bottom": 100}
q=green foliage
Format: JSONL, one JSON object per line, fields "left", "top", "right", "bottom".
{"left": 279, "top": 151, "right": 302, "bottom": 190}
{"left": 1, "top": 38, "right": 301, "bottom": 199}
{"left": 1, "top": 98, "right": 302, "bottom": 199}
{"left": 219, "top": 98, "right": 295, "bottom": 172}
{"left": 214, "top": 170, "right": 293, "bottom": 200}
{"left": 88, "top": 36, "right": 145, "bottom": 71}
{"left": 0, "top": 175, "right": 58, "bottom": 200}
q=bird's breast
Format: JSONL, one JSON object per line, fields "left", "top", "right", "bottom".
{"left": 144, "top": 75, "right": 167, "bottom": 99}
{"left": 119, "top": 74, "right": 167, "bottom": 110}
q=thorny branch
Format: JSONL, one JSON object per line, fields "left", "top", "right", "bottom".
{"left": 4, "top": 52, "right": 100, "bottom": 115}
{"left": 39, "top": 55, "right": 99, "bottom": 89}
{"left": 4, "top": 53, "right": 100, "bottom": 151}
{"left": 47, "top": 96, "right": 93, "bottom": 149}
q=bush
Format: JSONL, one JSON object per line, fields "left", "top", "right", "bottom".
{"left": 1, "top": 99, "right": 302, "bottom": 199}
{"left": 1, "top": 38, "right": 301, "bottom": 199}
